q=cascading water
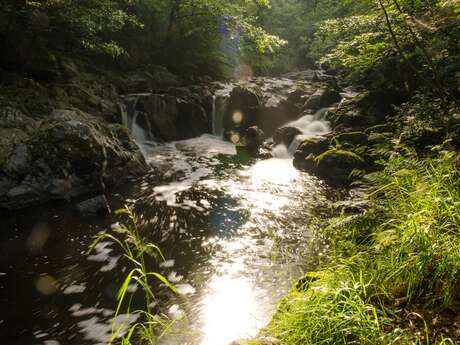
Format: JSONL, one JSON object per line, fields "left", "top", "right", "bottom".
{"left": 120, "top": 94, "right": 155, "bottom": 144}
{"left": 272, "top": 107, "right": 332, "bottom": 158}
{"left": 131, "top": 112, "right": 148, "bottom": 143}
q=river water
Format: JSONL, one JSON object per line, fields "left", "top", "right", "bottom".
{"left": 1, "top": 92, "right": 333, "bottom": 345}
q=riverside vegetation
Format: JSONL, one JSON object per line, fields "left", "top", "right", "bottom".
{"left": 1, "top": 0, "right": 460, "bottom": 344}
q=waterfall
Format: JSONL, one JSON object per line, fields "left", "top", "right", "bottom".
{"left": 119, "top": 95, "right": 151, "bottom": 143}
{"left": 120, "top": 102, "right": 130, "bottom": 130}
{"left": 212, "top": 95, "right": 217, "bottom": 136}
{"left": 131, "top": 111, "right": 148, "bottom": 142}
{"left": 272, "top": 107, "right": 332, "bottom": 158}
{"left": 210, "top": 94, "right": 228, "bottom": 137}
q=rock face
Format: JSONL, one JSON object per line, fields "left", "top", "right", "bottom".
{"left": 273, "top": 126, "right": 302, "bottom": 147}
{"left": 123, "top": 88, "right": 211, "bottom": 141}
{"left": 0, "top": 108, "right": 148, "bottom": 210}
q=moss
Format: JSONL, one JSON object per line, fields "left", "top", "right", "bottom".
{"left": 296, "top": 136, "right": 330, "bottom": 155}
{"left": 314, "top": 149, "right": 365, "bottom": 184}
{"left": 331, "top": 131, "right": 368, "bottom": 147}
{"left": 315, "top": 149, "right": 364, "bottom": 165}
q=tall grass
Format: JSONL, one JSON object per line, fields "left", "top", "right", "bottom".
{"left": 88, "top": 207, "right": 176, "bottom": 345}
{"left": 267, "top": 151, "right": 460, "bottom": 344}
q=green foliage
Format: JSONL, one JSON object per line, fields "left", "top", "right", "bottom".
{"left": 268, "top": 151, "right": 460, "bottom": 344}
{"left": 1, "top": 0, "right": 287, "bottom": 78}
{"left": 88, "top": 207, "right": 176, "bottom": 345}
{"left": 393, "top": 93, "right": 460, "bottom": 152}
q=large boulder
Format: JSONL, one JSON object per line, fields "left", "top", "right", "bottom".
{"left": 314, "top": 149, "right": 366, "bottom": 184}
{"left": 327, "top": 91, "right": 405, "bottom": 130}
{"left": 223, "top": 85, "right": 262, "bottom": 141}
{"left": 236, "top": 126, "right": 268, "bottom": 158}
{"left": 293, "top": 136, "right": 330, "bottom": 171}
{"left": 222, "top": 77, "right": 321, "bottom": 139}
{"left": 0, "top": 108, "right": 148, "bottom": 209}
{"left": 303, "top": 87, "right": 341, "bottom": 112}
{"left": 273, "top": 126, "right": 302, "bottom": 147}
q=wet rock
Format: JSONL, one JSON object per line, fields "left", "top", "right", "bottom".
{"left": 0, "top": 107, "right": 38, "bottom": 173}
{"left": 273, "top": 126, "right": 302, "bottom": 147}
{"left": 176, "top": 99, "right": 209, "bottom": 139}
{"left": 293, "top": 153, "right": 317, "bottom": 174}
{"left": 75, "top": 195, "right": 110, "bottom": 216}
{"left": 294, "top": 142, "right": 366, "bottom": 185}
{"left": 237, "top": 126, "right": 266, "bottom": 158}
{"left": 327, "top": 91, "right": 404, "bottom": 130}
{"left": 294, "top": 135, "right": 330, "bottom": 161}
{"left": 333, "top": 199, "right": 368, "bottom": 215}
{"left": 223, "top": 79, "right": 315, "bottom": 139}
{"left": 303, "top": 87, "right": 341, "bottom": 112}
{"left": 327, "top": 97, "right": 370, "bottom": 129}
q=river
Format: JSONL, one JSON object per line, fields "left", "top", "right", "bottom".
{"left": 0, "top": 81, "right": 334, "bottom": 345}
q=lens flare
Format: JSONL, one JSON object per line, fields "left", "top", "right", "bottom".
{"left": 230, "top": 133, "right": 240, "bottom": 144}
{"left": 232, "top": 111, "right": 243, "bottom": 124}
{"left": 36, "top": 274, "right": 58, "bottom": 296}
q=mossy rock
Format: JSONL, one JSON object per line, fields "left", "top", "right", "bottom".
{"left": 293, "top": 136, "right": 330, "bottom": 171}
{"left": 314, "top": 149, "right": 366, "bottom": 184}
{"left": 331, "top": 131, "right": 368, "bottom": 147}
{"left": 296, "top": 136, "right": 330, "bottom": 155}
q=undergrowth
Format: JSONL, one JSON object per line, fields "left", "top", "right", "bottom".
{"left": 88, "top": 207, "right": 176, "bottom": 345}
{"left": 266, "top": 150, "right": 460, "bottom": 344}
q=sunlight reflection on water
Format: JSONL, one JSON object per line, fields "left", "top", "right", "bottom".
{"left": 159, "top": 154, "right": 323, "bottom": 345}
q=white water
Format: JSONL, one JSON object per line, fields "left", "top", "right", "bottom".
{"left": 131, "top": 112, "right": 148, "bottom": 142}
{"left": 119, "top": 98, "right": 149, "bottom": 142}
{"left": 272, "top": 107, "right": 332, "bottom": 158}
